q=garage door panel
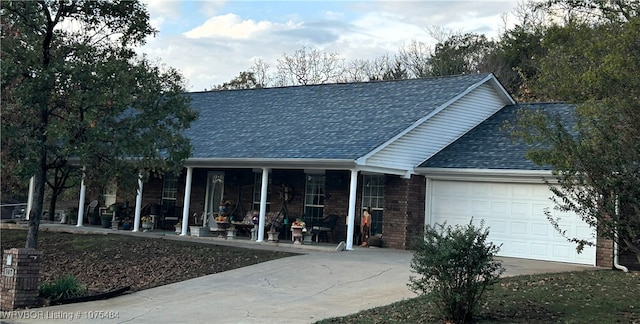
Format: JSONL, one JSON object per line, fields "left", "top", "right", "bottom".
{"left": 490, "top": 201, "right": 508, "bottom": 214}
{"left": 531, "top": 223, "right": 549, "bottom": 237}
{"left": 430, "top": 180, "right": 596, "bottom": 265}
{"left": 510, "top": 222, "right": 527, "bottom": 235}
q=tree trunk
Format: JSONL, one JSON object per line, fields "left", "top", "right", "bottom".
{"left": 48, "top": 193, "right": 58, "bottom": 222}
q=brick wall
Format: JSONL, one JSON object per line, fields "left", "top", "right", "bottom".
{"left": 381, "top": 174, "right": 426, "bottom": 250}
{"left": 596, "top": 237, "right": 613, "bottom": 268}
{"left": 1, "top": 249, "right": 43, "bottom": 310}
{"left": 140, "top": 168, "right": 429, "bottom": 249}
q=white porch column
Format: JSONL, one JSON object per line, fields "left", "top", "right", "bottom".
{"left": 346, "top": 169, "right": 358, "bottom": 250}
{"left": 180, "top": 167, "right": 193, "bottom": 236}
{"left": 76, "top": 170, "right": 86, "bottom": 227}
{"left": 256, "top": 168, "right": 270, "bottom": 242}
{"left": 26, "top": 176, "right": 34, "bottom": 220}
{"left": 133, "top": 176, "right": 143, "bottom": 232}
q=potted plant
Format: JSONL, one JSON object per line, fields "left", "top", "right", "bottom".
{"left": 190, "top": 212, "right": 210, "bottom": 237}
{"left": 141, "top": 216, "right": 153, "bottom": 231}
{"left": 290, "top": 218, "right": 306, "bottom": 244}
{"left": 215, "top": 214, "right": 228, "bottom": 238}
{"left": 121, "top": 216, "right": 132, "bottom": 230}
{"left": 266, "top": 212, "right": 281, "bottom": 242}
{"left": 174, "top": 222, "right": 182, "bottom": 234}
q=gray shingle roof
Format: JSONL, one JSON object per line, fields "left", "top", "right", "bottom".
{"left": 419, "top": 103, "right": 576, "bottom": 170}
{"left": 184, "top": 74, "right": 493, "bottom": 160}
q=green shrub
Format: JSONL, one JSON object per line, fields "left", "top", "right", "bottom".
{"left": 39, "top": 275, "right": 86, "bottom": 301}
{"left": 408, "top": 220, "right": 504, "bottom": 323}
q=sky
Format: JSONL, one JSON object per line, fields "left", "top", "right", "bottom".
{"left": 138, "top": 1, "right": 521, "bottom": 92}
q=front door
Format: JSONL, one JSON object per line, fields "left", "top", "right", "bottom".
{"left": 205, "top": 171, "right": 225, "bottom": 226}
{"left": 362, "top": 174, "right": 384, "bottom": 235}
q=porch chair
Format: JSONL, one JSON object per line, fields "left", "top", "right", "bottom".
{"left": 160, "top": 206, "right": 181, "bottom": 230}
{"left": 311, "top": 214, "right": 339, "bottom": 243}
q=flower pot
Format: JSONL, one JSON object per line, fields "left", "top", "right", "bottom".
{"left": 226, "top": 228, "right": 237, "bottom": 239}
{"left": 291, "top": 226, "right": 304, "bottom": 245}
{"left": 141, "top": 222, "right": 153, "bottom": 232}
{"left": 216, "top": 221, "right": 228, "bottom": 238}
{"left": 190, "top": 226, "right": 209, "bottom": 237}
{"left": 267, "top": 231, "right": 279, "bottom": 242}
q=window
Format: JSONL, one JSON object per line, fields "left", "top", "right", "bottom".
{"left": 252, "top": 171, "right": 271, "bottom": 211}
{"left": 103, "top": 181, "right": 117, "bottom": 208}
{"left": 304, "top": 174, "right": 325, "bottom": 225}
{"left": 162, "top": 174, "right": 178, "bottom": 214}
{"left": 362, "top": 175, "right": 384, "bottom": 235}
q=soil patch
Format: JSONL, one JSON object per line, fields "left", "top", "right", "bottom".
{"left": 1, "top": 229, "right": 296, "bottom": 306}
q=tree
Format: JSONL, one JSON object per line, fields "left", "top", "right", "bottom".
{"left": 275, "top": 47, "right": 344, "bottom": 86}
{"left": 511, "top": 6, "right": 640, "bottom": 264}
{"left": 1, "top": 0, "right": 197, "bottom": 249}
{"left": 212, "top": 71, "right": 263, "bottom": 91}
{"left": 396, "top": 40, "right": 432, "bottom": 78}
{"left": 429, "top": 33, "right": 496, "bottom": 77}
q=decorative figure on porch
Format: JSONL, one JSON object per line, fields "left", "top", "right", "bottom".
{"left": 280, "top": 183, "right": 293, "bottom": 203}
{"left": 361, "top": 207, "right": 371, "bottom": 247}
{"left": 219, "top": 199, "right": 231, "bottom": 215}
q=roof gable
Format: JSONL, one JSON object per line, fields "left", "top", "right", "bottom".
{"left": 418, "top": 103, "right": 576, "bottom": 170}
{"left": 184, "top": 73, "right": 511, "bottom": 166}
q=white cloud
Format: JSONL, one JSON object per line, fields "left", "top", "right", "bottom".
{"left": 137, "top": 1, "right": 519, "bottom": 91}
{"left": 142, "top": 0, "right": 182, "bottom": 30}
{"left": 183, "top": 13, "right": 298, "bottom": 39}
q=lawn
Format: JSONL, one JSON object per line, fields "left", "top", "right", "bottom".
{"left": 0, "top": 229, "right": 296, "bottom": 294}
{"left": 319, "top": 269, "right": 639, "bottom": 323}
{"left": 1, "top": 228, "right": 638, "bottom": 322}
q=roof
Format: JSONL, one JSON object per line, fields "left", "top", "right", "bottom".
{"left": 184, "top": 74, "right": 498, "bottom": 162}
{"left": 418, "top": 103, "right": 577, "bottom": 170}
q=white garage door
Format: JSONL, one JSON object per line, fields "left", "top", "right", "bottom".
{"left": 429, "top": 180, "right": 596, "bottom": 265}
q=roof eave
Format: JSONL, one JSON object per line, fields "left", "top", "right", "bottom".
{"left": 415, "top": 167, "right": 556, "bottom": 183}
{"left": 185, "top": 158, "right": 357, "bottom": 170}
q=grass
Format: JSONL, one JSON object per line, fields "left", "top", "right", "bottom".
{"left": 1, "top": 228, "right": 638, "bottom": 322}
{"left": 319, "top": 270, "right": 640, "bottom": 323}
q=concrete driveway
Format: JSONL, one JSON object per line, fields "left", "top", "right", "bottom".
{"left": 1, "top": 245, "right": 596, "bottom": 324}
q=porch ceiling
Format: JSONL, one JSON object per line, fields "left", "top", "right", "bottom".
{"left": 185, "top": 158, "right": 411, "bottom": 176}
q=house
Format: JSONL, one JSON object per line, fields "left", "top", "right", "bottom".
{"left": 78, "top": 73, "right": 634, "bottom": 269}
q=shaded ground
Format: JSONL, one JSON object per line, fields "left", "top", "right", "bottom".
{"left": 0, "top": 229, "right": 296, "bottom": 295}
{"left": 319, "top": 270, "right": 640, "bottom": 323}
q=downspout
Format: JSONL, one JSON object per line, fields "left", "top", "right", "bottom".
{"left": 613, "top": 197, "right": 629, "bottom": 272}
{"left": 613, "top": 238, "right": 629, "bottom": 272}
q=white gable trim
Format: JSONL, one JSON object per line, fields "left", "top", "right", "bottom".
{"left": 357, "top": 74, "right": 514, "bottom": 166}
{"left": 358, "top": 76, "right": 514, "bottom": 175}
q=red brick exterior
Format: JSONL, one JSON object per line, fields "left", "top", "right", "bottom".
{"left": 133, "top": 169, "right": 427, "bottom": 247}
{"left": 113, "top": 167, "right": 639, "bottom": 269}
{"left": 1, "top": 248, "right": 43, "bottom": 310}
{"left": 596, "top": 237, "right": 613, "bottom": 268}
